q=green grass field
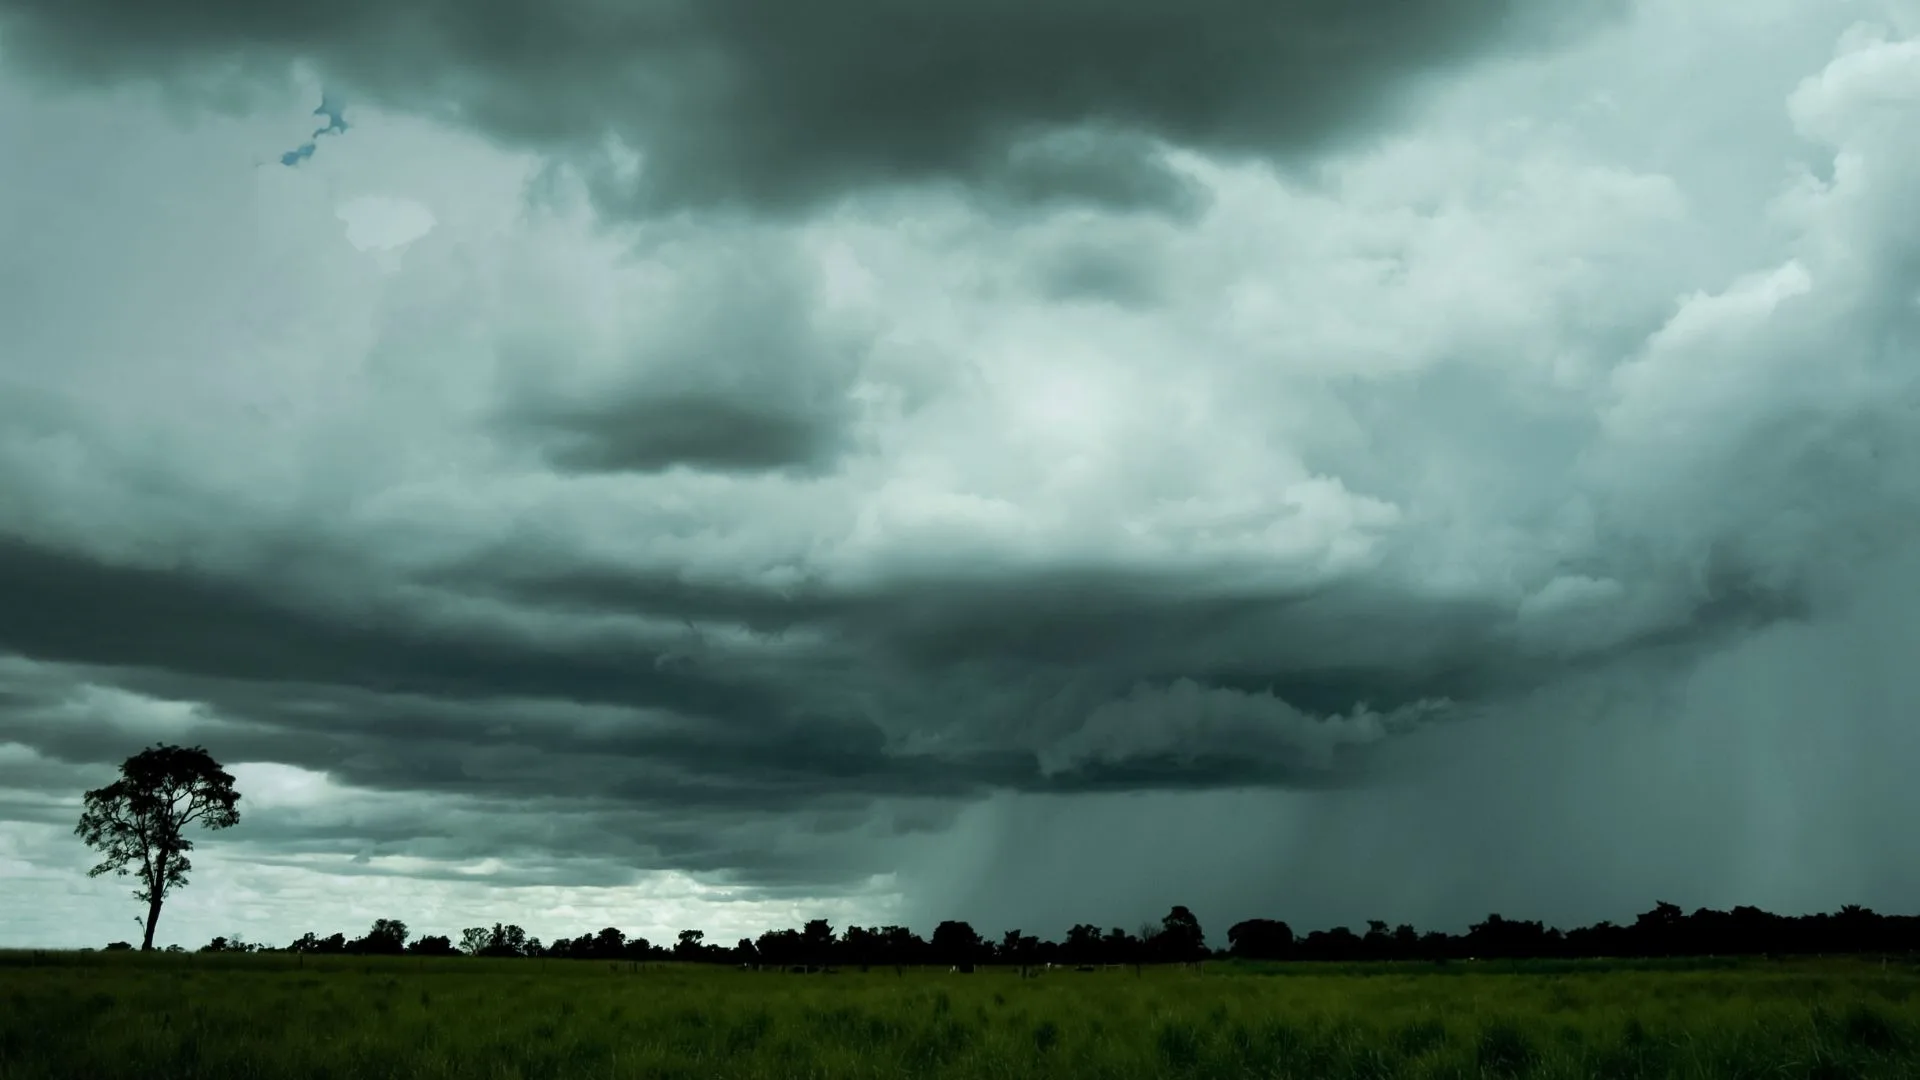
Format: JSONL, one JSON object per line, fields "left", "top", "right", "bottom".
{"left": 4, "top": 951, "right": 1919, "bottom": 1079}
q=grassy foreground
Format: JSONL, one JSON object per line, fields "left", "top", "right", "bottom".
{"left": 4, "top": 952, "right": 1920, "bottom": 1079}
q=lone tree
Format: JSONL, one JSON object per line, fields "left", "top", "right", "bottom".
{"left": 74, "top": 744, "right": 241, "bottom": 951}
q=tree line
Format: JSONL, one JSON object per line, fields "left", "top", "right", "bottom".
{"left": 73, "top": 744, "right": 1920, "bottom": 967}
{"left": 131, "top": 900, "right": 1920, "bottom": 968}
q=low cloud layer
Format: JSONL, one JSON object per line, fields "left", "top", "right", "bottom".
{"left": 3, "top": 0, "right": 1920, "bottom": 949}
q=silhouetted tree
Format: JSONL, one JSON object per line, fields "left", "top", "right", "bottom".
{"left": 1226, "top": 918, "right": 1294, "bottom": 960}
{"left": 408, "top": 934, "right": 457, "bottom": 956}
{"left": 1299, "top": 925, "right": 1362, "bottom": 961}
{"left": 1156, "top": 905, "right": 1207, "bottom": 963}
{"left": 756, "top": 928, "right": 803, "bottom": 968}
{"left": 138, "top": 897, "right": 1920, "bottom": 972}
{"left": 1063, "top": 923, "right": 1103, "bottom": 965}
{"left": 801, "top": 919, "right": 835, "bottom": 969}
{"left": 354, "top": 919, "right": 410, "bottom": 955}
{"left": 878, "top": 925, "right": 924, "bottom": 971}
{"left": 200, "top": 934, "right": 259, "bottom": 953}
{"left": 930, "top": 920, "right": 982, "bottom": 969}
{"left": 476, "top": 923, "right": 529, "bottom": 957}
{"left": 289, "top": 931, "right": 349, "bottom": 955}
{"left": 74, "top": 744, "right": 242, "bottom": 951}
{"left": 1633, "top": 901, "right": 1685, "bottom": 956}
{"left": 590, "top": 927, "right": 624, "bottom": 959}
{"left": 842, "top": 925, "right": 881, "bottom": 969}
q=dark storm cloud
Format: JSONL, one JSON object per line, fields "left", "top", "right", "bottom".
{"left": 0, "top": 534, "right": 778, "bottom": 720}
{"left": 443, "top": 534, "right": 1815, "bottom": 705}
{"left": 517, "top": 396, "right": 849, "bottom": 476}
{"left": 0, "top": 484, "right": 1813, "bottom": 893}
{"left": 491, "top": 229, "right": 867, "bottom": 474}
{"left": 0, "top": 0, "right": 1620, "bottom": 214}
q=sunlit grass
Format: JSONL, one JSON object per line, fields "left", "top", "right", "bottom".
{"left": 3, "top": 951, "right": 1918, "bottom": 1078}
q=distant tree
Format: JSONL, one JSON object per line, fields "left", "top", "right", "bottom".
{"left": 1632, "top": 901, "right": 1685, "bottom": 956}
{"left": 458, "top": 927, "right": 491, "bottom": 956}
{"left": 355, "top": 919, "right": 410, "bottom": 955}
{"left": 199, "top": 934, "right": 259, "bottom": 954}
{"left": 479, "top": 923, "right": 529, "bottom": 957}
{"left": 290, "top": 931, "right": 347, "bottom": 954}
{"left": 756, "top": 928, "right": 803, "bottom": 968}
{"left": 1300, "top": 925, "right": 1362, "bottom": 961}
{"left": 103, "top": 941, "right": 134, "bottom": 952}
{"left": 408, "top": 934, "right": 457, "bottom": 957}
{"left": 1062, "top": 923, "right": 1103, "bottom": 965}
{"left": 1363, "top": 920, "right": 1392, "bottom": 958}
{"left": 675, "top": 929, "right": 706, "bottom": 960}
{"left": 74, "top": 744, "right": 242, "bottom": 951}
{"left": 1226, "top": 918, "right": 1294, "bottom": 961}
{"left": 593, "top": 927, "right": 627, "bottom": 960}
{"left": 1157, "top": 906, "right": 1207, "bottom": 963}
{"left": 998, "top": 929, "right": 1041, "bottom": 972}
{"left": 801, "top": 919, "right": 835, "bottom": 968}
{"left": 929, "top": 920, "right": 982, "bottom": 968}
{"left": 842, "top": 925, "right": 881, "bottom": 968}
{"left": 878, "top": 925, "right": 923, "bottom": 970}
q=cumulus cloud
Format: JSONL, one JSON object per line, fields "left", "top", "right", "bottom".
{"left": 4, "top": 0, "right": 1920, "bottom": 947}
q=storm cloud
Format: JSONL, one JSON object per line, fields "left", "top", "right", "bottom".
{"left": 0, "top": 0, "right": 1619, "bottom": 214}
{"left": 4, "top": 0, "right": 1920, "bottom": 951}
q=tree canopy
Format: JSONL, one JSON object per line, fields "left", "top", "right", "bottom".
{"left": 74, "top": 744, "right": 242, "bottom": 951}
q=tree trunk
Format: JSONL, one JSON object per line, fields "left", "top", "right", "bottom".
{"left": 141, "top": 893, "right": 164, "bottom": 952}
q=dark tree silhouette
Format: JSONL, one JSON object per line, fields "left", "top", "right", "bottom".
{"left": 801, "top": 919, "right": 835, "bottom": 969}
{"left": 930, "top": 920, "right": 982, "bottom": 969}
{"left": 408, "top": 934, "right": 458, "bottom": 956}
{"left": 1156, "top": 905, "right": 1207, "bottom": 963}
{"left": 74, "top": 744, "right": 242, "bottom": 951}
{"left": 756, "top": 927, "right": 803, "bottom": 968}
{"left": 353, "top": 919, "right": 410, "bottom": 955}
{"left": 1063, "top": 923, "right": 1104, "bottom": 965}
{"left": 1227, "top": 918, "right": 1295, "bottom": 960}
{"left": 841, "top": 925, "right": 881, "bottom": 969}
{"left": 174, "top": 895, "right": 1920, "bottom": 971}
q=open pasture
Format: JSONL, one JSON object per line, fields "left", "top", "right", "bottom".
{"left": 4, "top": 952, "right": 1919, "bottom": 1079}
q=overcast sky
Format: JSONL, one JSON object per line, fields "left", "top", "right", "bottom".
{"left": 4, "top": 0, "right": 1920, "bottom": 951}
